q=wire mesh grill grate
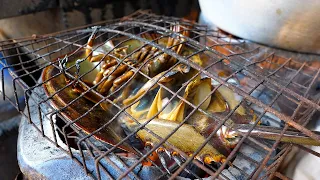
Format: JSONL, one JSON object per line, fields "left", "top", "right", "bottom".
{"left": 0, "top": 10, "right": 320, "bottom": 180}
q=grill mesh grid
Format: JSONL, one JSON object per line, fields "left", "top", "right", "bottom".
{"left": 0, "top": 10, "right": 319, "bottom": 179}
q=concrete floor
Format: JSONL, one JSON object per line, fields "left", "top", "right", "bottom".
{"left": 0, "top": 128, "right": 20, "bottom": 180}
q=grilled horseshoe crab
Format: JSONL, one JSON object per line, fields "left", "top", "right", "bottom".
{"left": 43, "top": 25, "right": 320, "bottom": 174}
{"left": 119, "top": 64, "right": 259, "bottom": 166}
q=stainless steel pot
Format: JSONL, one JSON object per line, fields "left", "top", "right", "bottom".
{"left": 199, "top": 0, "right": 320, "bottom": 54}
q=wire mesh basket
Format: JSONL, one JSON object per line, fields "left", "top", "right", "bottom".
{"left": 1, "top": 10, "right": 320, "bottom": 180}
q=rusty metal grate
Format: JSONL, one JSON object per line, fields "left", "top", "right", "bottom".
{"left": 1, "top": 10, "right": 320, "bottom": 179}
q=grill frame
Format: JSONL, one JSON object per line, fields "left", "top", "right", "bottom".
{"left": 1, "top": 10, "right": 320, "bottom": 179}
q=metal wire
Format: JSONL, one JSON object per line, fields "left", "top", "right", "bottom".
{"left": 0, "top": 10, "right": 319, "bottom": 180}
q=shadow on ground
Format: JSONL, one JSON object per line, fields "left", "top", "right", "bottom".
{"left": 0, "top": 128, "right": 20, "bottom": 180}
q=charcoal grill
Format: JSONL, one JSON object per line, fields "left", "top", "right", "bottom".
{"left": 0, "top": 10, "right": 320, "bottom": 179}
